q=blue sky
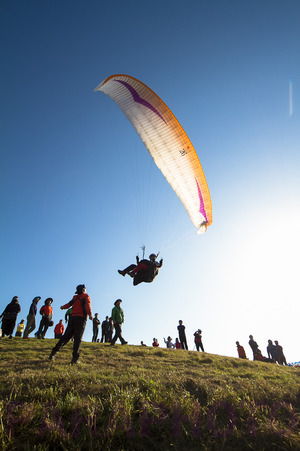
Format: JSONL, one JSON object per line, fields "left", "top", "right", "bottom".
{"left": 1, "top": 0, "right": 299, "bottom": 362}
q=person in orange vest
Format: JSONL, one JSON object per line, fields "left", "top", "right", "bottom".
{"left": 49, "top": 284, "right": 92, "bottom": 365}
{"left": 236, "top": 341, "right": 247, "bottom": 359}
{"left": 37, "top": 298, "right": 53, "bottom": 339}
{"left": 54, "top": 320, "right": 65, "bottom": 339}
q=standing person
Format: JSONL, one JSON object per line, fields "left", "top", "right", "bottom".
{"left": 0, "top": 296, "right": 21, "bottom": 338}
{"left": 106, "top": 317, "right": 113, "bottom": 342}
{"left": 23, "top": 296, "right": 41, "bottom": 339}
{"left": 92, "top": 314, "right": 100, "bottom": 342}
{"left": 274, "top": 340, "right": 287, "bottom": 365}
{"left": 15, "top": 319, "right": 25, "bottom": 337}
{"left": 49, "top": 284, "right": 93, "bottom": 364}
{"left": 54, "top": 320, "right": 65, "bottom": 339}
{"left": 177, "top": 320, "right": 188, "bottom": 350}
{"left": 110, "top": 299, "right": 127, "bottom": 346}
{"left": 236, "top": 341, "right": 247, "bottom": 359}
{"left": 248, "top": 335, "right": 259, "bottom": 360}
{"left": 101, "top": 316, "right": 110, "bottom": 342}
{"left": 37, "top": 298, "right": 54, "bottom": 339}
{"left": 194, "top": 329, "right": 205, "bottom": 352}
{"left": 267, "top": 339, "right": 279, "bottom": 362}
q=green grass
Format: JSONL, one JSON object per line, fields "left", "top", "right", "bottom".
{"left": 0, "top": 338, "right": 299, "bottom": 450}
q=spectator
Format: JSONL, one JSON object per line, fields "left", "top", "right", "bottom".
{"left": 236, "top": 341, "right": 247, "bottom": 359}
{"left": 152, "top": 338, "right": 159, "bottom": 347}
{"left": 164, "top": 336, "right": 175, "bottom": 349}
{"left": 274, "top": 340, "right": 287, "bottom": 365}
{"left": 23, "top": 296, "right": 41, "bottom": 339}
{"left": 267, "top": 339, "right": 279, "bottom": 362}
{"left": 249, "top": 335, "right": 259, "bottom": 360}
{"left": 0, "top": 296, "right": 21, "bottom": 338}
{"left": 110, "top": 299, "right": 127, "bottom": 346}
{"left": 54, "top": 320, "right": 65, "bottom": 339}
{"left": 15, "top": 319, "right": 25, "bottom": 337}
{"left": 37, "top": 298, "right": 53, "bottom": 339}
{"left": 92, "top": 313, "right": 100, "bottom": 342}
{"left": 177, "top": 320, "right": 188, "bottom": 350}
{"left": 194, "top": 329, "right": 205, "bottom": 352}
{"left": 101, "top": 316, "right": 110, "bottom": 342}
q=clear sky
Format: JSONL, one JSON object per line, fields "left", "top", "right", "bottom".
{"left": 1, "top": 0, "right": 299, "bottom": 362}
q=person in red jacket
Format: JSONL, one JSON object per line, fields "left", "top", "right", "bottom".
{"left": 54, "top": 320, "right": 65, "bottom": 339}
{"left": 236, "top": 341, "right": 247, "bottom": 359}
{"left": 49, "top": 284, "right": 92, "bottom": 364}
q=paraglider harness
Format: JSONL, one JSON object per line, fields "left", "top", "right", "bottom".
{"left": 133, "top": 249, "right": 161, "bottom": 286}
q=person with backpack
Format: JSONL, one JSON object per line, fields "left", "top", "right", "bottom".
{"left": 49, "top": 284, "right": 92, "bottom": 364}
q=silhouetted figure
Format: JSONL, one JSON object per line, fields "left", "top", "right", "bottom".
{"left": 194, "top": 329, "right": 205, "bottom": 352}
{"left": 267, "top": 339, "right": 279, "bottom": 362}
{"left": 236, "top": 341, "right": 247, "bottom": 359}
{"left": 106, "top": 317, "right": 113, "bottom": 342}
{"left": 274, "top": 340, "right": 287, "bottom": 365}
{"left": 23, "top": 296, "right": 41, "bottom": 339}
{"left": 92, "top": 314, "right": 100, "bottom": 342}
{"left": 140, "top": 341, "right": 147, "bottom": 346}
{"left": 177, "top": 320, "right": 188, "bottom": 350}
{"left": 101, "top": 316, "right": 110, "bottom": 342}
{"left": 118, "top": 254, "right": 163, "bottom": 286}
{"left": 249, "top": 335, "right": 259, "bottom": 360}
{"left": 0, "top": 296, "right": 21, "bottom": 338}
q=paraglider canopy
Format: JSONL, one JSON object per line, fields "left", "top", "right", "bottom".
{"left": 95, "top": 74, "right": 212, "bottom": 233}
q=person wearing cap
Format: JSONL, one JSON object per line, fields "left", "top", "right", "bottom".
{"left": 49, "top": 284, "right": 93, "bottom": 364}
{"left": 37, "top": 298, "right": 54, "bottom": 339}
{"left": 118, "top": 253, "right": 163, "bottom": 286}
{"left": 0, "top": 296, "right": 21, "bottom": 338}
{"left": 110, "top": 299, "right": 127, "bottom": 346}
{"left": 23, "top": 296, "right": 41, "bottom": 339}
{"left": 236, "top": 341, "right": 247, "bottom": 359}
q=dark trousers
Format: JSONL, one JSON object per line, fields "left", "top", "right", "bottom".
{"left": 180, "top": 336, "right": 188, "bottom": 350}
{"left": 51, "top": 316, "right": 86, "bottom": 362}
{"left": 195, "top": 341, "right": 204, "bottom": 352}
{"left": 111, "top": 322, "right": 126, "bottom": 345}
{"left": 92, "top": 327, "right": 99, "bottom": 342}
{"left": 37, "top": 317, "right": 50, "bottom": 338}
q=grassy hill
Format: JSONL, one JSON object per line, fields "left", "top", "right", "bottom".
{"left": 0, "top": 338, "right": 299, "bottom": 450}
